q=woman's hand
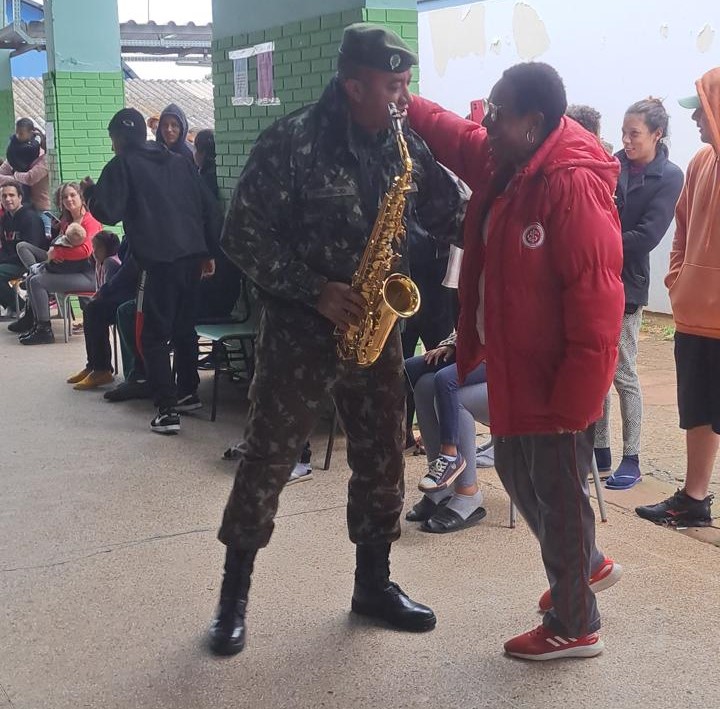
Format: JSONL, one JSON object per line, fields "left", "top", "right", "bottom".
{"left": 424, "top": 345, "right": 454, "bottom": 365}
{"left": 47, "top": 246, "right": 57, "bottom": 262}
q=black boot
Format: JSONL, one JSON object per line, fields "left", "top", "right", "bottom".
{"left": 351, "top": 543, "right": 436, "bottom": 632}
{"left": 8, "top": 301, "right": 34, "bottom": 333}
{"left": 208, "top": 547, "right": 257, "bottom": 656}
{"left": 20, "top": 320, "right": 54, "bottom": 345}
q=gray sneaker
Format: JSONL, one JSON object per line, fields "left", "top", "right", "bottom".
{"left": 419, "top": 454, "right": 466, "bottom": 492}
{"left": 287, "top": 462, "right": 313, "bottom": 485}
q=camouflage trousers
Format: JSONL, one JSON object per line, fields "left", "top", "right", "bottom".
{"left": 218, "top": 308, "right": 407, "bottom": 550}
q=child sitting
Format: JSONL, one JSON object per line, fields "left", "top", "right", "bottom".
{"left": 43, "top": 222, "right": 93, "bottom": 274}
{"left": 91, "top": 230, "right": 121, "bottom": 289}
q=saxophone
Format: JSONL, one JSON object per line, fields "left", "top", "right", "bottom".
{"left": 336, "top": 103, "right": 421, "bottom": 367}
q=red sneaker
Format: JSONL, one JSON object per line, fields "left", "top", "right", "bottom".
{"left": 504, "top": 625, "right": 604, "bottom": 660}
{"left": 537, "top": 558, "right": 623, "bottom": 613}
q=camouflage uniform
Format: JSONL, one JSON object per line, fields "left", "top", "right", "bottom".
{"left": 219, "top": 78, "right": 463, "bottom": 550}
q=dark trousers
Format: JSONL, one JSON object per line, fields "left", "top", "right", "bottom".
{"left": 0, "top": 262, "right": 24, "bottom": 308}
{"left": 83, "top": 297, "right": 119, "bottom": 372}
{"left": 494, "top": 426, "right": 605, "bottom": 637}
{"left": 219, "top": 308, "right": 406, "bottom": 550}
{"left": 117, "top": 299, "right": 145, "bottom": 381}
{"left": 137, "top": 258, "right": 202, "bottom": 409}
{"left": 402, "top": 259, "right": 454, "bottom": 444}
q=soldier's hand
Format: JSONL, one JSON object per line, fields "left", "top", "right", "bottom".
{"left": 317, "top": 281, "right": 365, "bottom": 332}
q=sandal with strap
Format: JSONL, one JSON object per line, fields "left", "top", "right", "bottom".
{"left": 421, "top": 505, "right": 487, "bottom": 534}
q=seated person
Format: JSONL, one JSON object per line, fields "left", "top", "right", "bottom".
{"left": 0, "top": 180, "right": 45, "bottom": 318}
{"left": 404, "top": 336, "right": 491, "bottom": 533}
{"left": 66, "top": 231, "right": 123, "bottom": 390}
{"left": 18, "top": 222, "right": 97, "bottom": 345}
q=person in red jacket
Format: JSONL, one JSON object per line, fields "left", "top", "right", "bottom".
{"left": 407, "top": 62, "right": 625, "bottom": 660}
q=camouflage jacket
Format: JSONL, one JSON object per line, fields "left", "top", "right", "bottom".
{"left": 221, "top": 78, "right": 465, "bottom": 326}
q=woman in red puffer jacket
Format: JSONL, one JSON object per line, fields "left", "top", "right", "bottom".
{"left": 407, "top": 62, "right": 624, "bottom": 661}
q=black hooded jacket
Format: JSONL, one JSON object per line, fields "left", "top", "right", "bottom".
{"left": 84, "top": 140, "right": 222, "bottom": 268}
{"left": 156, "top": 103, "right": 195, "bottom": 164}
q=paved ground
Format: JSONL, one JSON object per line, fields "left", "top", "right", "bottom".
{"left": 1, "top": 317, "right": 719, "bottom": 709}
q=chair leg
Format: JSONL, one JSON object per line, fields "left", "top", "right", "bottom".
{"left": 112, "top": 324, "right": 119, "bottom": 374}
{"left": 509, "top": 499, "right": 517, "bottom": 529}
{"left": 13, "top": 285, "right": 20, "bottom": 315}
{"left": 63, "top": 295, "right": 70, "bottom": 343}
{"left": 323, "top": 407, "right": 338, "bottom": 471}
{"left": 590, "top": 455, "right": 608, "bottom": 523}
{"left": 211, "top": 341, "right": 220, "bottom": 422}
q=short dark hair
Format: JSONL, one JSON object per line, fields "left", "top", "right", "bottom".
{"left": 15, "top": 117, "right": 34, "bottom": 132}
{"left": 0, "top": 180, "right": 24, "bottom": 197}
{"left": 566, "top": 105, "right": 602, "bottom": 136}
{"left": 502, "top": 62, "right": 567, "bottom": 132}
{"left": 194, "top": 129, "right": 215, "bottom": 158}
{"left": 92, "top": 230, "right": 121, "bottom": 256}
{"left": 626, "top": 97, "right": 670, "bottom": 155}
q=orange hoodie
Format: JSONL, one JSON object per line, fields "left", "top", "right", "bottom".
{"left": 666, "top": 68, "right": 720, "bottom": 339}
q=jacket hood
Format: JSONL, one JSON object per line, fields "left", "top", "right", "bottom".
{"left": 128, "top": 140, "right": 175, "bottom": 163}
{"left": 156, "top": 103, "right": 192, "bottom": 157}
{"left": 695, "top": 68, "right": 720, "bottom": 153}
{"left": 521, "top": 116, "right": 620, "bottom": 194}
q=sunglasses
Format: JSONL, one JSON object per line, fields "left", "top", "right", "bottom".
{"left": 481, "top": 98, "right": 502, "bottom": 124}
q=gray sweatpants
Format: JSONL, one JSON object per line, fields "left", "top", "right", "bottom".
{"left": 595, "top": 308, "right": 643, "bottom": 455}
{"left": 16, "top": 242, "right": 48, "bottom": 269}
{"left": 26, "top": 269, "right": 96, "bottom": 321}
{"left": 495, "top": 426, "right": 605, "bottom": 637}
{"left": 414, "top": 372, "right": 489, "bottom": 489}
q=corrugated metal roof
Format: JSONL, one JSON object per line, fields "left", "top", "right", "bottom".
{"left": 11, "top": 77, "right": 214, "bottom": 134}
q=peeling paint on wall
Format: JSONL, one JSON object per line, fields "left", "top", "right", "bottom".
{"left": 512, "top": 2, "right": 550, "bottom": 60}
{"left": 429, "top": 5, "right": 486, "bottom": 77}
{"left": 697, "top": 23, "right": 715, "bottom": 53}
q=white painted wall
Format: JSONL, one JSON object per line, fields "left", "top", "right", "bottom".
{"left": 418, "top": 0, "right": 720, "bottom": 313}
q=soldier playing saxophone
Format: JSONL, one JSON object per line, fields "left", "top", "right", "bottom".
{"left": 209, "top": 23, "right": 465, "bottom": 656}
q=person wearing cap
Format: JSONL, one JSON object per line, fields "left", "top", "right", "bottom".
{"left": 81, "top": 107, "right": 222, "bottom": 434}
{"left": 635, "top": 69, "right": 720, "bottom": 527}
{"left": 208, "top": 23, "right": 465, "bottom": 656}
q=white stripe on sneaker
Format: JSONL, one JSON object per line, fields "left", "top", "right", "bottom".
{"left": 545, "top": 638, "right": 560, "bottom": 647}
{"left": 554, "top": 636, "right": 569, "bottom": 645}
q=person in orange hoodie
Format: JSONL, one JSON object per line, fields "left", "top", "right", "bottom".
{"left": 636, "top": 69, "right": 720, "bottom": 527}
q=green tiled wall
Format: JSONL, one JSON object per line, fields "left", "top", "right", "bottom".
{"left": 212, "top": 7, "right": 419, "bottom": 201}
{"left": 44, "top": 71, "right": 125, "bottom": 188}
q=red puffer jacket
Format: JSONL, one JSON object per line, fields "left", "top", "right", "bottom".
{"left": 407, "top": 97, "right": 624, "bottom": 435}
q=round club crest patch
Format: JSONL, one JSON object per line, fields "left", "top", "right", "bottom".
{"left": 389, "top": 53, "right": 401, "bottom": 71}
{"left": 521, "top": 222, "right": 545, "bottom": 249}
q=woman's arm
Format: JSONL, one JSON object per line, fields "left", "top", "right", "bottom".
{"left": 622, "top": 165, "right": 684, "bottom": 256}
{"left": 407, "top": 96, "right": 491, "bottom": 189}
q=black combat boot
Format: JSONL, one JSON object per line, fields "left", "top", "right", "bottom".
{"left": 208, "top": 547, "right": 257, "bottom": 656}
{"left": 351, "top": 543, "right": 436, "bottom": 632}
{"left": 20, "top": 320, "right": 54, "bottom": 345}
{"left": 8, "top": 301, "right": 34, "bottom": 333}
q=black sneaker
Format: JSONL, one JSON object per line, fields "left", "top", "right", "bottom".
{"left": 176, "top": 393, "right": 202, "bottom": 412}
{"left": 418, "top": 454, "right": 466, "bottom": 493}
{"left": 635, "top": 489, "right": 713, "bottom": 527}
{"left": 151, "top": 409, "right": 180, "bottom": 434}
{"left": 104, "top": 380, "right": 151, "bottom": 402}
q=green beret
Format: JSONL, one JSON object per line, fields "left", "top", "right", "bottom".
{"left": 339, "top": 23, "right": 418, "bottom": 74}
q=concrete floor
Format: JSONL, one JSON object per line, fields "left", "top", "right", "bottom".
{"left": 1, "top": 323, "right": 719, "bottom": 709}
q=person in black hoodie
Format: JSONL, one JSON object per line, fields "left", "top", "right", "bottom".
{"left": 594, "top": 98, "right": 684, "bottom": 489}
{"left": 0, "top": 181, "right": 45, "bottom": 316}
{"left": 156, "top": 103, "right": 195, "bottom": 165}
{"left": 82, "top": 108, "right": 221, "bottom": 435}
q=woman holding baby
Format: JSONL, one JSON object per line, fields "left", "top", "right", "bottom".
{"left": 10, "top": 182, "right": 102, "bottom": 344}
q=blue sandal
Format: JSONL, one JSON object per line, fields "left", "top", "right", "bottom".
{"left": 604, "top": 457, "right": 642, "bottom": 490}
